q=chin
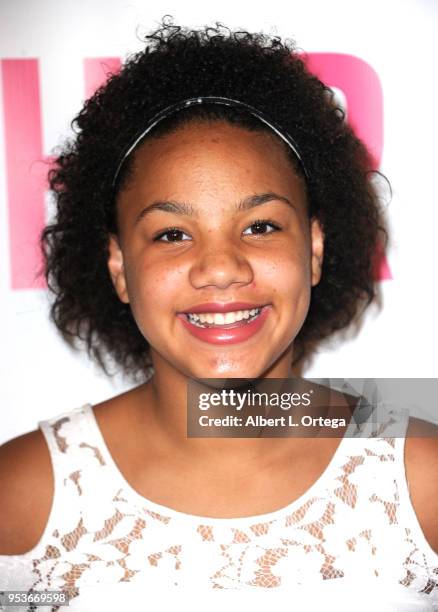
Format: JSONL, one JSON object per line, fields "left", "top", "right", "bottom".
{"left": 188, "top": 373, "right": 263, "bottom": 394}
{"left": 187, "top": 358, "right": 270, "bottom": 382}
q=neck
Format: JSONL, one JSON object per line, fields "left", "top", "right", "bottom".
{"left": 136, "top": 348, "right": 297, "bottom": 465}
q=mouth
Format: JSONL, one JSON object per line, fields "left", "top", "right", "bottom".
{"left": 184, "top": 307, "right": 263, "bottom": 329}
{"left": 177, "top": 302, "right": 272, "bottom": 346}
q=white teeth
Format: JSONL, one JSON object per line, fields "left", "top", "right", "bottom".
{"left": 224, "top": 312, "right": 235, "bottom": 324}
{"left": 186, "top": 308, "right": 262, "bottom": 327}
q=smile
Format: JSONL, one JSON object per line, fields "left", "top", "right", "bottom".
{"left": 186, "top": 308, "right": 261, "bottom": 328}
{"left": 177, "top": 305, "right": 271, "bottom": 345}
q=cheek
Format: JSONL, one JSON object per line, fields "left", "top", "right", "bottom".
{"left": 259, "top": 246, "right": 311, "bottom": 297}
{"left": 126, "top": 257, "right": 185, "bottom": 320}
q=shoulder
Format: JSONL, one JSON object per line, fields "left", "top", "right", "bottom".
{"left": 404, "top": 416, "right": 438, "bottom": 555}
{"left": 0, "top": 429, "right": 53, "bottom": 555}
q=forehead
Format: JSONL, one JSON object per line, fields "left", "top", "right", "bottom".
{"left": 130, "top": 120, "right": 300, "bottom": 177}
{"left": 117, "top": 121, "right": 307, "bottom": 214}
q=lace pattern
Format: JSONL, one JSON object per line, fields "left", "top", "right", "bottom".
{"left": 0, "top": 402, "right": 437, "bottom": 611}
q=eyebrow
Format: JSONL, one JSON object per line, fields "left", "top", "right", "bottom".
{"left": 134, "top": 192, "right": 297, "bottom": 226}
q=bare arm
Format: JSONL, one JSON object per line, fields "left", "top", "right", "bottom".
{"left": 0, "top": 430, "right": 54, "bottom": 555}
{"left": 404, "top": 417, "right": 438, "bottom": 555}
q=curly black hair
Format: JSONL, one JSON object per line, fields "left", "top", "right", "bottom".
{"left": 39, "top": 18, "right": 387, "bottom": 380}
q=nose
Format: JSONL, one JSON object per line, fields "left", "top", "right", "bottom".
{"left": 188, "top": 241, "right": 254, "bottom": 290}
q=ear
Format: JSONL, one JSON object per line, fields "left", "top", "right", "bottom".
{"left": 310, "top": 217, "right": 324, "bottom": 287}
{"left": 107, "top": 234, "right": 130, "bottom": 303}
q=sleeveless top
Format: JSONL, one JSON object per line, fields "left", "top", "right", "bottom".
{"left": 1, "top": 401, "right": 438, "bottom": 612}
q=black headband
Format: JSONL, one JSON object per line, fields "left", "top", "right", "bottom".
{"left": 112, "top": 96, "right": 308, "bottom": 188}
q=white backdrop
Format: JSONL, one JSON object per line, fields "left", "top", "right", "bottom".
{"left": 1, "top": 0, "right": 437, "bottom": 445}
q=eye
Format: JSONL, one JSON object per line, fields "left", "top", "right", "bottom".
{"left": 242, "top": 219, "right": 281, "bottom": 236}
{"left": 153, "top": 219, "right": 281, "bottom": 242}
{"left": 153, "top": 228, "right": 191, "bottom": 242}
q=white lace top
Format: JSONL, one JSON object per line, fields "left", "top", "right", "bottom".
{"left": 1, "top": 402, "right": 437, "bottom": 611}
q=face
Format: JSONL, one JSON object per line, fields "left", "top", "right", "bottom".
{"left": 108, "top": 121, "right": 324, "bottom": 380}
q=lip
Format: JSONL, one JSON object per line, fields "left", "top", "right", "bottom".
{"left": 177, "top": 305, "right": 271, "bottom": 345}
{"left": 180, "top": 302, "right": 266, "bottom": 314}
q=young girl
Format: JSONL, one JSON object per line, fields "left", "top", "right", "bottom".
{"left": 1, "top": 20, "right": 437, "bottom": 611}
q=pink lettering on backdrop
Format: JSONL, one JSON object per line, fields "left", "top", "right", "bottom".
{"left": 1, "top": 59, "right": 47, "bottom": 289}
{"left": 303, "top": 53, "right": 391, "bottom": 280}
{"left": 1, "top": 57, "right": 120, "bottom": 290}
{"left": 83, "top": 57, "right": 121, "bottom": 100}
{"left": 2, "top": 54, "right": 390, "bottom": 290}
{"left": 304, "top": 53, "right": 383, "bottom": 168}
